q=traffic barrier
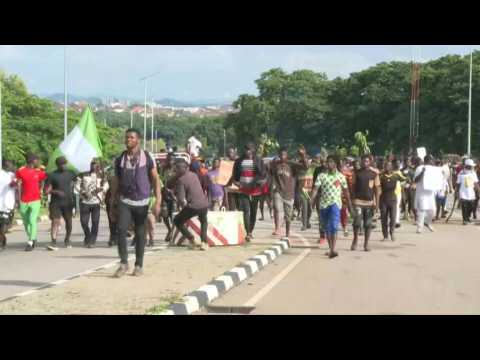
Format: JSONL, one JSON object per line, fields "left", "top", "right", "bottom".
{"left": 183, "top": 210, "right": 246, "bottom": 246}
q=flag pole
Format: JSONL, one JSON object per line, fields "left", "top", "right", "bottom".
{"left": 468, "top": 49, "right": 473, "bottom": 157}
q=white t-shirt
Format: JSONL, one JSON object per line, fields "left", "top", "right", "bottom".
{"left": 0, "top": 170, "right": 16, "bottom": 212}
{"left": 187, "top": 136, "right": 202, "bottom": 157}
{"left": 441, "top": 164, "right": 451, "bottom": 187}
{"left": 456, "top": 170, "right": 478, "bottom": 201}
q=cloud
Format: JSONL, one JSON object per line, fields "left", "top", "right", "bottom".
{"left": 283, "top": 49, "right": 372, "bottom": 79}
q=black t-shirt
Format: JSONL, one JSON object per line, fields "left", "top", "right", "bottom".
{"left": 380, "top": 173, "right": 402, "bottom": 203}
{"left": 46, "top": 170, "right": 76, "bottom": 206}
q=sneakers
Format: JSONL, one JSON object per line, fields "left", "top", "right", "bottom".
{"left": 65, "top": 240, "right": 72, "bottom": 249}
{"left": 200, "top": 242, "right": 209, "bottom": 251}
{"left": 300, "top": 226, "right": 307, "bottom": 231}
{"left": 416, "top": 227, "right": 422, "bottom": 234}
{"left": 47, "top": 240, "right": 59, "bottom": 251}
{"left": 319, "top": 237, "right": 327, "bottom": 245}
{"left": 425, "top": 224, "right": 435, "bottom": 232}
{"left": 132, "top": 266, "right": 143, "bottom": 277}
{"left": 114, "top": 264, "right": 129, "bottom": 278}
{"left": 344, "top": 230, "right": 349, "bottom": 237}
{"left": 87, "top": 243, "right": 96, "bottom": 248}
{"left": 25, "top": 243, "right": 34, "bottom": 252}
{"left": 395, "top": 223, "right": 401, "bottom": 228}
{"left": 307, "top": 223, "right": 312, "bottom": 229}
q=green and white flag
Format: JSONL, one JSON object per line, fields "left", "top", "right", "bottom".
{"left": 47, "top": 106, "right": 102, "bottom": 173}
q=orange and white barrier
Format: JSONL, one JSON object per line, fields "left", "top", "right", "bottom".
{"left": 185, "top": 211, "right": 246, "bottom": 246}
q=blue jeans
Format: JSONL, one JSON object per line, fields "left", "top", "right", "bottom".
{"left": 320, "top": 204, "right": 340, "bottom": 236}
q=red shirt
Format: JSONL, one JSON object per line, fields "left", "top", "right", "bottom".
{"left": 15, "top": 166, "right": 47, "bottom": 203}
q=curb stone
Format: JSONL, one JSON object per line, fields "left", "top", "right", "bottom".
{"left": 157, "top": 238, "right": 291, "bottom": 315}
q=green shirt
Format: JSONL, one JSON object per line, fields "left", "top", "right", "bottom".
{"left": 315, "top": 170, "right": 348, "bottom": 209}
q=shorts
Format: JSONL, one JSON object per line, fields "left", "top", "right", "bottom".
{"left": 353, "top": 206, "right": 374, "bottom": 231}
{"left": 49, "top": 202, "right": 73, "bottom": 220}
{"left": 436, "top": 195, "right": 446, "bottom": 207}
{"left": 273, "top": 192, "right": 294, "bottom": 222}
{"left": 161, "top": 199, "right": 176, "bottom": 218}
{"left": 319, "top": 204, "right": 340, "bottom": 236}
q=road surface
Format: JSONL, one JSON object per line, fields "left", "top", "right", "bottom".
{"left": 201, "top": 214, "right": 480, "bottom": 315}
{"left": 0, "top": 211, "right": 168, "bottom": 301}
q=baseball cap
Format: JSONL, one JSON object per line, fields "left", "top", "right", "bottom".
{"left": 465, "top": 159, "right": 475, "bottom": 167}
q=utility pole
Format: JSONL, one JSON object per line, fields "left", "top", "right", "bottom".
{"left": 64, "top": 45, "right": 68, "bottom": 140}
{"left": 151, "top": 99, "right": 155, "bottom": 153}
{"left": 223, "top": 128, "right": 226, "bottom": 158}
{"left": 140, "top": 71, "right": 160, "bottom": 150}
{"left": 468, "top": 49, "right": 473, "bottom": 157}
{"left": 0, "top": 79, "right": 2, "bottom": 169}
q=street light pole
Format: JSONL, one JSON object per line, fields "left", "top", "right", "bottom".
{"left": 64, "top": 45, "right": 68, "bottom": 140}
{"left": 0, "top": 79, "right": 2, "bottom": 170}
{"left": 143, "top": 80, "right": 147, "bottom": 149}
{"left": 151, "top": 99, "right": 155, "bottom": 153}
{"left": 130, "top": 110, "right": 133, "bottom": 128}
{"left": 140, "top": 71, "right": 161, "bottom": 151}
{"left": 468, "top": 49, "right": 473, "bottom": 157}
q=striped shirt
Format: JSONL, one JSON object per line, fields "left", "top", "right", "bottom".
{"left": 239, "top": 159, "right": 262, "bottom": 196}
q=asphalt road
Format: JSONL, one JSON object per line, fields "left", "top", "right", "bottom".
{"left": 202, "top": 211, "right": 480, "bottom": 315}
{"left": 0, "top": 210, "right": 168, "bottom": 301}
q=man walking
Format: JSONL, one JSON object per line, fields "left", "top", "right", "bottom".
{"left": 456, "top": 159, "right": 479, "bottom": 225}
{"left": 109, "top": 129, "right": 162, "bottom": 277}
{"left": 379, "top": 160, "right": 402, "bottom": 241}
{"left": 270, "top": 146, "right": 308, "bottom": 238}
{"left": 414, "top": 155, "right": 437, "bottom": 233}
{"left": 297, "top": 154, "right": 316, "bottom": 231}
{"left": 44, "top": 156, "right": 76, "bottom": 250}
{"left": 232, "top": 143, "right": 266, "bottom": 242}
{"left": 310, "top": 155, "right": 351, "bottom": 258}
{"left": 350, "top": 154, "right": 381, "bottom": 251}
{"left": 173, "top": 159, "right": 210, "bottom": 250}
{"left": 12, "top": 154, "right": 48, "bottom": 251}
{"left": 75, "top": 159, "right": 108, "bottom": 248}
{"left": 159, "top": 152, "right": 177, "bottom": 243}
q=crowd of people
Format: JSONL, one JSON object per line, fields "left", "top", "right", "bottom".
{"left": 0, "top": 128, "right": 478, "bottom": 276}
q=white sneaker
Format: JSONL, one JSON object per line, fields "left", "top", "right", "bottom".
{"left": 416, "top": 227, "right": 422, "bottom": 234}
{"left": 200, "top": 242, "right": 209, "bottom": 251}
{"left": 425, "top": 224, "right": 435, "bottom": 232}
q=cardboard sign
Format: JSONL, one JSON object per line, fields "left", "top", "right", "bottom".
{"left": 416, "top": 147, "right": 427, "bottom": 161}
{"left": 217, "top": 160, "right": 234, "bottom": 186}
{"left": 423, "top": 165, "right": 443, "bottom": 191}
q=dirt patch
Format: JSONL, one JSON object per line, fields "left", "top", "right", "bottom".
{"left": 0, "top": 243, "right": 271, "bottom": 315}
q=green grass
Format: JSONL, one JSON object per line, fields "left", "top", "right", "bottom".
{"left": 146, "top": 293, "right": 184, "bottom": 315}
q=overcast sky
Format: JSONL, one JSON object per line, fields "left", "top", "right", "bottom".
{"left": 0, "top": 45, "right": 478, "bottom": 101}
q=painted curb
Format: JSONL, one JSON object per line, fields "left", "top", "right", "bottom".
{"left": 157, "top": 238, "right": 291, "bottom": 315}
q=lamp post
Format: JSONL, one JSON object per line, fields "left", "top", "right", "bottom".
{"left": 151, "top": 99, "right": 155, "bottom": 153}
{"left": 468, "top": 49, "right": 473, "bottom": 157}
{"left": 140, "top": 71, "right": 161, "bottom": 150}
{"left": 64, "top": 45, "right": 68, "bottom": 140}
{"left": 0, "top": 79, "right": 2, "bottom": 169}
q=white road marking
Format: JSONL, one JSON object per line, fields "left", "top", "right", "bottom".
{"left": 0, "top": 245, "right": 168, "bottom": 303}
{"left": 243, "top": 232, "right": 310, "bottom": 307}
